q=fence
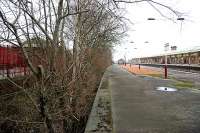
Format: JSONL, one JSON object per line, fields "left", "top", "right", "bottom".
{"left": 0, "top": 45, "right": 29, "bottom": 78}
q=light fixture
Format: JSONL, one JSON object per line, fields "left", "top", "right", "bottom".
{"left": 177, "top": 17, "right": 184, "bottom": 21}
{"left": 147, "top": 17, "right": 156, "bottom": 20}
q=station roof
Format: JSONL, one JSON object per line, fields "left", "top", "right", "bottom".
{"left": 169, "top": 46, "right": 200, "bottom": 55}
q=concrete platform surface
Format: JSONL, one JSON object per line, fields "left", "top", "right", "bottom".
{"left": 109, "top": 65, "right": 200, "bottom": 133}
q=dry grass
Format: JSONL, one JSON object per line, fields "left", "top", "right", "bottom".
{"left": 121, "top": 65, "right": 162, "bottom": 76}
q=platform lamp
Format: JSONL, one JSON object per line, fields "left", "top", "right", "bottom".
{"left": 133, "top": 47, "right": 140, "bottom": 69}
{"left": 177, "top": 17, "right": 185, "bottom": 32}
{"left": 124, "top": 48, "right": 127, "bottom": 66}
{"left": 129, "top": 41, "right": 135, "bottom": 67}
{"left": 147, "top": 17, "right": 185, "bottom": 78}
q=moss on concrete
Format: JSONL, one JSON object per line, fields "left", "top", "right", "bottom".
{"left": 85, "top": 72, "right": 112, "bottom": 133}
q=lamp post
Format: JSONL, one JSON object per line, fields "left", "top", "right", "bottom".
{"left": 134, "top": 47, "right": 141, "bottom": 69}
{"left": 164, "top": 43, "right": 169, "bottom": 79}
{"left": 129, "top": 41, "right": 135, "bottom": 67}
{"left": 124, "top": 48, "right": 127, "bottom": 66}
{"left": 132, "top": 47, "right": 140, "bottom": 69}
{"left": 177, "top": 17, "right": 185, "bottom": 32}
{"left": 133, "top": 41, "right": 150, "bottom": 70}
{"left": 147, "top": 17, "right": 184, "bottom": 78}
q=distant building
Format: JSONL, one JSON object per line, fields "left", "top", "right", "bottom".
{"left": 131, "top": 46, "right": 200, "bottom": 65}
{"left": 118, "top": 58, "right": 125, "bottom": 64}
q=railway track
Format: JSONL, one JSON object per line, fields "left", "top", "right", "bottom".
{"left": 137, "top": 64, "right": 200, "bottom": 84}
{"left": 140, "top": 64, "right": 200, "bottom": 73}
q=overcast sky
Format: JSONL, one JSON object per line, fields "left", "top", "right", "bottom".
{"left": 113, "top": 0, "right": 200, "bottom": 61}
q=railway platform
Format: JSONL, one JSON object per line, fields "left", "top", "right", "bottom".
{"left": 138, "top": 63, "right": 200, "bottom": 71}
{"left": 85, "top": 64, "right": 200, "bottom": 133}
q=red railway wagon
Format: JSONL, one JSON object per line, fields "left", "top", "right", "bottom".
{"left": 0, "top": 46, "right": 26, "bottom": 69}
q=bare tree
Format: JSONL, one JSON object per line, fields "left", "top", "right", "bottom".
{"left": 113, "top": 0, "right": 184, "bottom": 18}
{"left": 0, "top": 0, "right": 125, "bottom": 132}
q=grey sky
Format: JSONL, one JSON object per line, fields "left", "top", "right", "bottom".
{"left": 113, "top": 0, "right": 200, "bottom": 61}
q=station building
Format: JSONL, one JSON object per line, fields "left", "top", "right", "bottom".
{"left": 131, "top": 46, "right": 200, "bottom": 65}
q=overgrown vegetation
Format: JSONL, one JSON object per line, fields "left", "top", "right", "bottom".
{"left": 0, "top": 0, "right": 125, "bottom": 133}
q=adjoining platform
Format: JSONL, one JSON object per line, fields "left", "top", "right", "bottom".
{"left": 139, "top": 63, "right": 200, "bottom": 71}
{"left": 85, "top": 65, "right": 200, "bottom": 133}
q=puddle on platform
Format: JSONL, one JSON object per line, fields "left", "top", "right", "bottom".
{"left": 156, "top": 87, "right": 177, "bottom": 92}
